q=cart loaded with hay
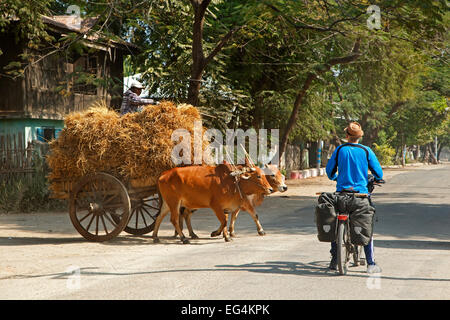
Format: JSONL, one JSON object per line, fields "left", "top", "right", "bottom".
{"left": 48, "top": 101, "right": 209, "bottom": 242}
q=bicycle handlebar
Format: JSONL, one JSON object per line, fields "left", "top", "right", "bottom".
{"left": 316, "top": 175, "right": 385, "bottom": 197}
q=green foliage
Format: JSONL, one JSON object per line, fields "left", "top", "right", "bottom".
{"left": 0, "top": 179, "right": 25, "bottom": 213}
{"left": 128, "top": 0, "right": 193, "bottom": 100}
{"left": 290, "top": 88, "right": 335, "bottom": 142}
{"left": 0, "top": 0, "right": 56, "bottom": 77}
{"left": 1, "top": 0, "right": 448, "bottom": 161}
{"left": 382, "top": 50, "right": 449, "bottom": 150}
{"left": 373, "top": 143, "right": 396, "bottom": 166}
{"left": 0, "top": 152, "right": 65, "bottom": 213}
{"left": 0, "top": 0, "right": 53, "bottom": 46}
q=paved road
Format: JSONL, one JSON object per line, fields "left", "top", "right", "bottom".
{"left": 0, "top": 164, "right": 449, "bottom": 300}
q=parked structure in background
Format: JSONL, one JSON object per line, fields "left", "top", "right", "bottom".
{"left": 0, "top": 132, "right": 34, "bottom": 182}
{"left": 317, "top": 140, "right": 323, "bottom": 170}
{"left": 0, "top": 15, "right": 138, "bottom": 148}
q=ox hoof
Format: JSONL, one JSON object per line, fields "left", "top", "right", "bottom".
{"left": 258, "top": 230, "right": 266, "bottom": 236}
{"left": 230, "top": 232, "right": 236, "bottom": 238}
{"left": 211, "top": 231, "right": 220, "bottom": 237}
{"left": 182, "top": 239, "right": 191, "bottom": 244}
{"left": 153, "top": 238, "right": 160, "bottom": 244}
{"left": 224, "top": 237, "right": 232, "bottom": 242}
{"left": 190, "top": 234, "right": 199, "bottom": 240}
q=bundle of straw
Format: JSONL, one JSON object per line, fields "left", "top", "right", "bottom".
{"left": 47, "top": 101, "right": 211, "bottom": 192}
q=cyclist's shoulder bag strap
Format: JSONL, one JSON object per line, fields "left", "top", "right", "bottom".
{"left": 336, "top": 143, "right": 369, "bottom": 163}
{"left": 331, "top": 143, "right": 370, "bottom": 176}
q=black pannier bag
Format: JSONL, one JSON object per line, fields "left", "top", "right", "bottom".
{"left": 348, "top": 200, "right": 376, "bottom": 246}
{"left": 335, "top": 192, "right": 376, "bottom": 246}
{"left": 315, "top": 192, "right": 376, "bottom": 245}
{"left": 315, "top": 193, "right": 337, "bottom": 242}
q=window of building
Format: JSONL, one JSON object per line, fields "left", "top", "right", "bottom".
{"left": 36, "top": 127, "right": 56, "bottom": 142}
{"left": 72, "top": 55, "right": 98, "bottom": 95}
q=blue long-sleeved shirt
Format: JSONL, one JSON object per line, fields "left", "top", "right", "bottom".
{"left": 325, "top": 143, "right": 383, "bottom": 193}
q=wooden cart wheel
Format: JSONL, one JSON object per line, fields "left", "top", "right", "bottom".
{"left": 112, "top": 191, "right": 161, "bottom": 235}
{"left": 69, "top": 173, "right": 131, "bottom": 242}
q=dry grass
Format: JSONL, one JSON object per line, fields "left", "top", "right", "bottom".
{"left": 47, "top": 101, "right": 210, "bottom": 193}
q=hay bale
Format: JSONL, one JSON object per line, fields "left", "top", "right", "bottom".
{"left": 47, "top": 101, "right": 211, "bottom": 193}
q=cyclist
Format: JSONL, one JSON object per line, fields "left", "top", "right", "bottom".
{"left": 325, "top": 122, "right": 383, "bottom": 274}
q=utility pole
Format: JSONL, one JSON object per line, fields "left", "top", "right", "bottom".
{"left": 435, "top": 136, "right": 438, "bottom": 160}
{"left": 317, "top": 140, "right": 323, "bottom": 169}
{"left": 401, "top": 132, "right": 406, "bottom": 167}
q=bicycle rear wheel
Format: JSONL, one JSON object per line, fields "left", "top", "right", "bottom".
{"left": 337, "top": 222, "right": 349, "bottom": 275}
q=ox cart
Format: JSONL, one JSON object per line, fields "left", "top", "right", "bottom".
{"left": 51, "top": 173, "right": 161, "bottom": 242}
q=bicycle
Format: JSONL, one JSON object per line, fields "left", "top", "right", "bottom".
{"left": 335, "top": 193, "right": 367, "bottom": 275}
{"left": 317, "top": 175, "right": 385, "bottom": 275}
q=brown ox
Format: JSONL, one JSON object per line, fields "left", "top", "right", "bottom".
{"left": 154, "top": 163, "right": 273, "bottom": 244}
{"left": 179, "top": 164, "right": 287, "bottom": 239}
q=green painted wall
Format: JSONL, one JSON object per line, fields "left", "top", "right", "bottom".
{"left": 0, "top": 118, "right": 64, "bottom": 144}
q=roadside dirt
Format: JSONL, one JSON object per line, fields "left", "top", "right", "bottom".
{"left": 284, "top": 164, "right": 437, "bottom": 197}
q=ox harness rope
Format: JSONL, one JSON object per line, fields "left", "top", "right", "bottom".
{"left": 230, "top": 170, "right": 268, "bottom": 200}
{"left": 229, "top": 169, "right": 246, "bottom": 199}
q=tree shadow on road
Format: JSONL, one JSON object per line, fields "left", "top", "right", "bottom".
{"left": 0, "top": 261, "right": 333, "bottom": 281}
{"left": 216, "top": 260, "right": 335, "bottom": 278}
{"left": 5, "top": 260, "right": 450, "bottom": 284}
{"left": 0, "top": 234, "right": 219, "bottom": 246}
{"left": 374, "top": 192, "right": 447, "bottom": 199}
{"left": 0, "top": 236, "right": 85, "bottom": 246}
{"left": 374, "top": 239, "right": 450, "bottom": 250}
{"left": 214, "top": 260, "right": 450, "bottom": 283}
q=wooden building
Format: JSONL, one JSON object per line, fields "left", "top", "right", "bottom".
{"left": 0, "top": 15, "right": 137, "bottom": 145}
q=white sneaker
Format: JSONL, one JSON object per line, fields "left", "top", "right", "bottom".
{"left": 367, "top": 263, "right": 382, "bottom": 274}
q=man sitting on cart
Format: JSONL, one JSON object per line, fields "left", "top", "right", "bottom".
{"left": 120, "top": 80, "right": 156, "bottom": 115}
{"left": 325, "top": 122, "right": 384, "bottom": 274}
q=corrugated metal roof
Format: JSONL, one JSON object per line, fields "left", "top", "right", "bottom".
{"left": 41, "top": 15, "right": 139, "bottom": 52}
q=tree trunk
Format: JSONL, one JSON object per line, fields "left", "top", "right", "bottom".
{"left": 278, "top": 39, "right": 361, "bottom": 161}
{"left": 362, "top": 133, "right": 378, "bottom": 149}
{"left": 359, "top": 101, "right": 406, "bottom": 148}
{"left": 424, "top": 148, "right": 428, "bottom": 163}
{"left": 401, "top": 145, "right": 406, "bottom": 167}
{"left": 187, "top": 69, "right": 205, "bottom": 106}
{"left": 250, "top": 75, "right": 270, "bottom": 129}
{"left": 394, "top": 146, "right": 400, "bottom": 164}
{"left": 187, "top": 0, "right": 210, "bottom": 106}
{"left": 279, "top": 73, "right": 316, "bottom": 159}
{"left": 414, "top": 145, "right": 420, "bottom": 161}
{"left": 437, "top": 144, "right": 443, "bottom": 161}
{"left": 421, "top": 145, "right": 428, "bottom": 162}
{"left": 187, "top": 0, "right": 243, "bottom": 106}
{"left": 428, "top": 143, "right": 438, "bottom": 164}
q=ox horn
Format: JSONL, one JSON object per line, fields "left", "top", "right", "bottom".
{"left": 240, "top": 144, "right": 257, "bottom": 168}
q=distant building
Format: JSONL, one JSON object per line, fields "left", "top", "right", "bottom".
{"left": 0, "top": 15, "right": 138, "bottom": 144}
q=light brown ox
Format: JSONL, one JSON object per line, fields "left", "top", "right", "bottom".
{"left": 178, "top": 164, "right": 287, "bottom": 239}
{"left": 154, "top": 163, "right": 273, "bottom": 244}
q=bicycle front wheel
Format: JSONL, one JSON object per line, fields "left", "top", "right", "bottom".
{"left": 337, "top": 222, "right": 349, "bottom": 275}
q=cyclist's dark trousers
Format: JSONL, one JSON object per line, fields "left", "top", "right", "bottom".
{"left": 330, "top": 239, "right": 375, "bottom": 265}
